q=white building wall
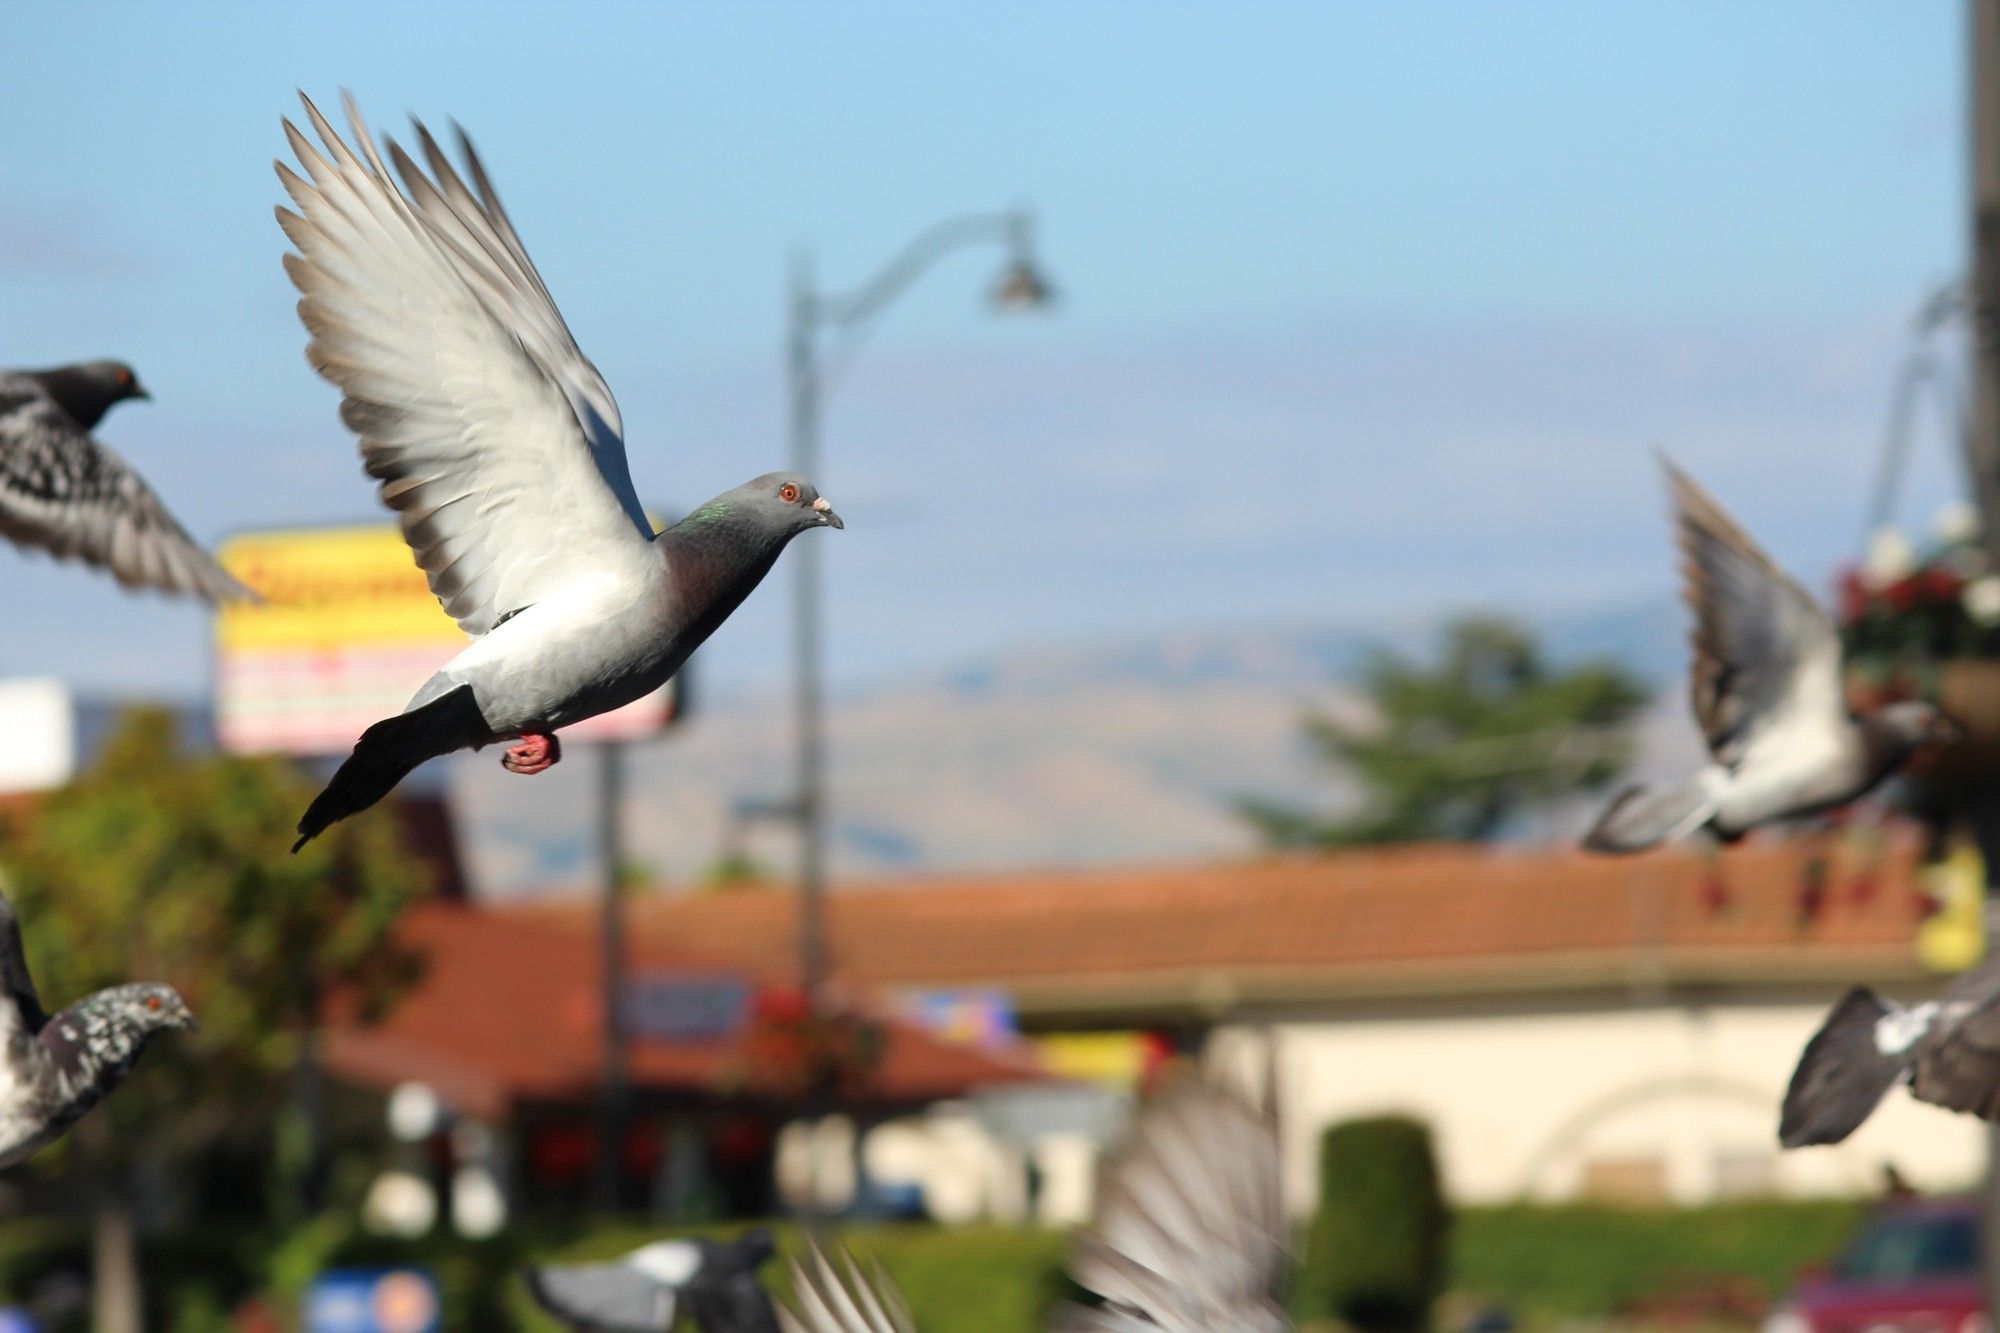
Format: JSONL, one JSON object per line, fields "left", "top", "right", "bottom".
{"left": 1231, "top": 997, "right": 1986, "bottom": 1214}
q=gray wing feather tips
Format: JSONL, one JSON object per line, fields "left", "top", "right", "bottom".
{"left": 778, "top": 1242, "right": 916, "bottom": 1333}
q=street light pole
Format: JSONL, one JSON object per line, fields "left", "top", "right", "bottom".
{"left": 788, "top": 251, "right": 832, "bottom": 1041}
{"left": 1963, "top": 0, "right": 2000, "bottom": 1311}
{"left": 783, "top": 211, "right": 1053, "bottom": 1084}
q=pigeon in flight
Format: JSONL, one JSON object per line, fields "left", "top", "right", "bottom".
{"left": 1582, "top": 458, "right": 1950, "bottom": 853}
{"left": 1050, "top": 1070, "right": 1292, "bottom": 1333}
{"left": 778, "top": 1072, "right": 1291, "bottom": 1333}
{"left": 0, "top": 362, "right": 251, "bottom": 603}
{"left": 526, "top": 1231, "right": 780, "bottom": 1333}
{"left": 1780, "top": 965, "right": 2000, "bottom": 1148}
{"left": 0, "top": 887, "right": 195, "bottom": 1167}
{"left": 276, "top": 94, "right": 841, "bottom": 851}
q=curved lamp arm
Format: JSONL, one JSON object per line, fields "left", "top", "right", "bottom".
{"left": 809, "top": 210, "right": 1040, "bottom": 330}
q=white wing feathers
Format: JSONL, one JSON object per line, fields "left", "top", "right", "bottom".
{"left": 778, "top": 1244, "right": 916, "bottom": 1333}
{"left": 275, "top": 92, "right": 657, "bottom": 637}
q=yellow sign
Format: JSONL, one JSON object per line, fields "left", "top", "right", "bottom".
{"left": 1916, "top": 841, "right": 1987, "bottom": 975}
{"left": 1033, "top": 1032, "right": 1155, "bottom": 1086}
{"left": 214, "top": 525, "right": 675, "bottom": 757}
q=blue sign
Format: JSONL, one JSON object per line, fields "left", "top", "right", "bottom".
{"left": 305, "top": 1269, "right": 440, "bottom": 1333}
{"left": 623, "top": 971, "right": 751, "bottom": 1041}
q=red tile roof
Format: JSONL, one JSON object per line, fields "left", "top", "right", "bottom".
{"left": 324, "top": 903, "right": 1046, "bottom": 1120}
{"left": 508, "top": 837, "right": 1936, "bottom": 1018}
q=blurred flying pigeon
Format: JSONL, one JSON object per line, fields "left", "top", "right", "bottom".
{"left": 1582, "top": 458, "right": 1950, "bottom": 854}
{"left": 778, "top": 1073, "right": 1291, "bottom": 1333}
{"left": 0, "top": 887, "right": 195, "bottom": 1167}
{"left": 0, "top": 362, "right": 251, "bottom": 602}
{"left": 526, "top": 1231, "right": 780, "bottom": 1333}
{"left": 1050, "top": 1070, "right": 1292, "bottom": 1333}
{"left": 277, "top": 94, "right": 841, "bottom": 851}
{"left": 1780, "top": 965, "right": 2000, "bottom": 1148}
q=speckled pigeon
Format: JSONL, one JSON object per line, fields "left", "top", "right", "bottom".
{"left": 778, "top": 1074, "right": 1291, "bottom": 1333}
{"left": 276, "top": 93, "right": 840, "bottom": 851}
{"left": 0, "top": 886, "right": 195, "bottom": 1167}
{"left": 527, "top": 1231, "right": 780, "bottom": 1333}
{"left": 0, "top": 362, "right": 250, "bottom": 602}
{"left": 1781, "top": 961, "right": 2000, "bottom": 1148}
{"left": 1582, "top": 457, "right": 1950, "bottom": 853}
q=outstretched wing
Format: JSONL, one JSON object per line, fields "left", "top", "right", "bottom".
{"left": 1664, "top": 456, "right": 1843, "bottom": 768}
{"left": 525, "top": 1262, "right": 676, "bottom": 1333}
{"left": 0, "top": 378, "right": 250, "bottom": 603}
{"left": 0, "top": 886, "right": 46, "bottom": 1040}
{"left": 1053, "top": 1072, "right": 1292, "bottom": 1333}
{"left": 276, "top": 92, "right": 659, "bottom": 638}
{"left": 778, "top": 1244, "right": 917, "bottom": 1333}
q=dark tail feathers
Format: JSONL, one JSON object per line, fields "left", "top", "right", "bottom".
{"left": 292, "top": 684, "right": 484, "bottom": 852}
{"left": 1780, "top": 986, "right": 1911, "bottom": 1148}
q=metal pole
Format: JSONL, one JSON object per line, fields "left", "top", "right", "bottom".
{"left": 1964, "top": 0, "right": 2000, "bottom": 1309}
{"left": 594, "top": 740, "right": 629, "bottom": 1212}
{"left": 789, "top": 251, "right": 833, "bottom": 1057}
{"left": 1971, "top": 0, "right": 2000, "bottom": 565}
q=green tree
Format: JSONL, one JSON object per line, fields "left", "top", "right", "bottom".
{"left": 0, "top": 707, "right": 427, "bottom": 1330}
{"left": 1247, "top": 616, "right": 1647, "bottom": 846}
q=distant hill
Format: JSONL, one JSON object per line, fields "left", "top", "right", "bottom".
{"left": 451, "top": 598, "right": 1687, "bottom": 899}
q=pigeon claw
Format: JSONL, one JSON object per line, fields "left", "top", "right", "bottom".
{"left": 502, "top": 731, "right": 562, "bottom": 776}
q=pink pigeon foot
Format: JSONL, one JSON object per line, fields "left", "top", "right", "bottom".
{"left": 502, "top": 731, "right": 562, "bottom": 776}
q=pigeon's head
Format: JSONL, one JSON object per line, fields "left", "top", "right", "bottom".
{"left": 740, "top": 471, "right": 843, "bottom": 536}
{"left": 88, "top": 983, "right": 198, "bottom": 1039}
{"left": 80, "top": 360, "right": 148, "bottom": 405}
{"left": 34, "top": 361, "right": 149, "bottom": 430}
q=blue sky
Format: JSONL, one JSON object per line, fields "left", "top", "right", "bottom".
{"left": 0, "top": 1, "right": 1969, "bottom": 700}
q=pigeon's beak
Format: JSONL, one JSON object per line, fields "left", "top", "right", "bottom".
{"left": 1934, "top": 716, "right": 1965, "bottom": 747}
{"left": 131, "top": 384, "right": 150, "bottom": 402}
{"left": 812, "top": 496, "right": 844, "bottom": 530}
{"left": 172, "top": 1001, "right": 199, "bottom": 1032}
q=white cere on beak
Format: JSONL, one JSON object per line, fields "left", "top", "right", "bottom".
{"left": 812, "top": 497, "right": 831, "bottom": 514}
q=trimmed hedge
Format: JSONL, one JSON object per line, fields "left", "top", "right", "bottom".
{"left": 1298, "top": 1117, "right": 1450, "bottom": 1331}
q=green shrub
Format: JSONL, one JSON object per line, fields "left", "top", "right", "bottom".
{"left": 1298, "top": 1116, "right": 1449, "bottom": 1332}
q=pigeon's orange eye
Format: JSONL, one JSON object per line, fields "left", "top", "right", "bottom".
{"left": 145, "top": 996, "right": 161, "bottom": 1011}
{"left": 116, "top": 369, "right": 131, "bottom": 386}
{"left": 779, "top": 483, "right": 800, "bottom": 503}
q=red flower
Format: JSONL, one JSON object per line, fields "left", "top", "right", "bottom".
{"left": 1924, "top": 567, "right": 1964, "bottom": 601}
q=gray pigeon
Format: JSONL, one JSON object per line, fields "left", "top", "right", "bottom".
{"left": 1582, "top": 458, "right": 1950, "bottom": 853}
{"left": 0, "top": 887, "right": 195, "bottom": 1167}
{"left": 276, "top": 94, "right": 840, "bottom": 851}
{"left": 0, "top": 362, "right": 251, "bottom": 603}
{"left": 778, "top": 1073, "right": 1291, "bottom": 1333}
{"left": 527, "top": 1231, "right": 779, "bottom": 1333}
{"left": 1781, "top": 967, "right": 2000, "bottom": 1148}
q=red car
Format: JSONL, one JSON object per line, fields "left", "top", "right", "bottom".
{"left": 1767, "top": 1197, "right": 1986, "bottom": 1333}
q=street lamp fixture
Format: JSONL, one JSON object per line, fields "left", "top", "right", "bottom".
{"left": 785, "top": 207, "right": 1056, "bottom": 1100}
